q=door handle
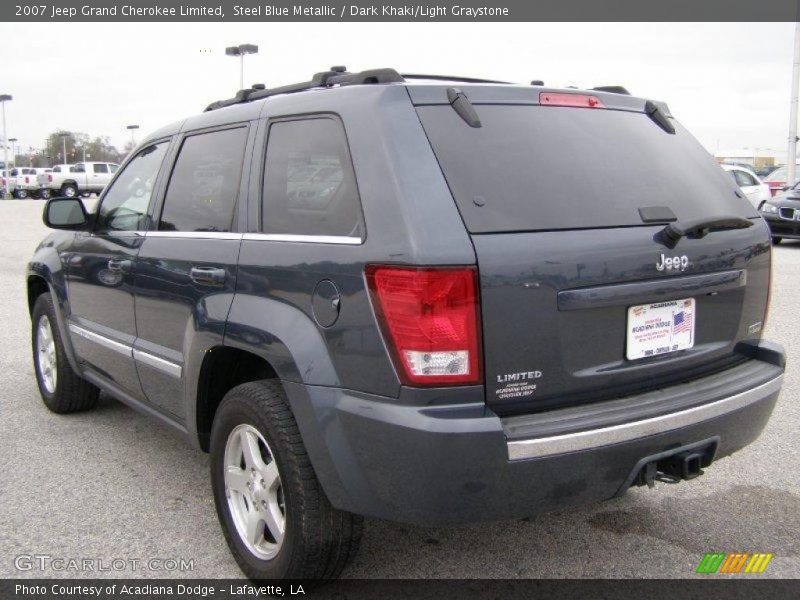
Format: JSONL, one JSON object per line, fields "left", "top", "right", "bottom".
{"left": 190, "top": 266, "right": 226, "bottom": 286}
{"left": 107, "top": 259, "right": 133, "bottom": 273}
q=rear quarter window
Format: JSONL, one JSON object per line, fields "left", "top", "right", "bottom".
{"left": 261, "top": 117, "right": 364, "bottom": 239}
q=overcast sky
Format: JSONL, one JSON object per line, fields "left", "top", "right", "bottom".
{"left": 0, "top": 22, "right": 794, "bottom": 158}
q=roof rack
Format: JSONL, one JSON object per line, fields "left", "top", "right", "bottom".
{"left": 204, "top": 66, "right": 405, "bottom": 112}
{"left": 401, "top": 74, "right": 511, "bottom": 84}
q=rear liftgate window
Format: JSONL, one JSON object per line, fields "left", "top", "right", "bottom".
{"left": 416, "top": 104, "right": 756, "bottom": 233}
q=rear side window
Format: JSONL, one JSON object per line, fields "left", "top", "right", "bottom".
{"left": 417, "top": 105, "right": 756, "bottom": 233}
{"left": 93, "top": 163, "right": 109, "bottom": 174}
{"left": 159, "top": 127, "right": 248, "bottom": 232}
{"left": 733, "top": 170, "right": 757, "bottom": 187}
{"left": 262, "top": 117, "right": 364, "bottom": 239}
{"left": 110, "top": 164, "right": 119, "bottom": 173}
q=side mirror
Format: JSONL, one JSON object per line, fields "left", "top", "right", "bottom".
{"left": 43, "top": 197, "right": 90, "bottom": 230}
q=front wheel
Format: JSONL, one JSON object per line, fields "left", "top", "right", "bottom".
{"left": 31, "top": 294, "right": 99, "bottom": 413}
{"left": 13, "top": 188, "right": 28, "bottom": 199}
{"left": 210, "top": 380, "right": 362, "bottom": 580}
{"left": 60, "top": 183, "right": 78, "bottom": 198}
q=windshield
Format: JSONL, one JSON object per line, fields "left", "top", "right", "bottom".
{"left": 418, "top": 104, "right": 756, "bottom": 233}
{"left": 764, "top": 166, "right": 800, "bottom": 184}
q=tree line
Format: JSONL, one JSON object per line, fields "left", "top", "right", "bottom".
{"left": 11, "top": 130, "right": 132, "bottom": 168}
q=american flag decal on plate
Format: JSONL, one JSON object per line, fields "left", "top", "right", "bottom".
{"left": 673, "top": 309, "right": 693, "bottom": 334}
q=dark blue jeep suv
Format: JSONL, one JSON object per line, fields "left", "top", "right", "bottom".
{"left": 27, "top": 68, "right": 785, "bottom": 579}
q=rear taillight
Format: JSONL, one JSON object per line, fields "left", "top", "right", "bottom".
{"left": 366, "top": 265, "right": 482, "bottom": 386}
{"left": 25, "top": 176, "right": 29, "bottom": 184}
{"left": 48, "top": 174, "right": 52, "bottom": 182}
{"left": 539, "top": 92, "right": 604, "bottom": 108}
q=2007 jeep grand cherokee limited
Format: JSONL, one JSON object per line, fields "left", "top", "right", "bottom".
{"left": 27, "top": 68, "right": 785, "bottom": 580}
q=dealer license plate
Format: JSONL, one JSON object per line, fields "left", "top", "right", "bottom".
{"left": 626, "top": 298, "right": 696, "bottom": 360}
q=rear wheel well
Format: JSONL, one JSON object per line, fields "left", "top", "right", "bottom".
{"left": 196, "top": 346, "right": 278, "bottom": 452}
{"left": 27, "top": 276, "right": 49, "bottom": 316}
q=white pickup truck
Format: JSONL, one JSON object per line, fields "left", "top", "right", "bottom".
{"left": 11, "top": 167, "right": 52, "bottom": 198}
{"left": 37, "top": 161, "right": 119, "bottom": 198}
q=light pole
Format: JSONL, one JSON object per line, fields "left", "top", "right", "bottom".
{"left": 788, "top": 22, "right": 800, "bottom": 186}
{"left": 126, "top": 124, "right": 139, "bottom": 148}
{"left": 58, "top": 132, "right": 70, "bottom": 166}
{"left": 225, "top": 44, "right": 258, "bottom": 90}
{"left": 8, "top": 138, "right": 17, "bottom": 166}
{"left": 0, "top": 94, "right": 11, "bottom": 198}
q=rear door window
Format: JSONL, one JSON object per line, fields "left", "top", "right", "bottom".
{"left": 417, "top": 104, "right": 756, "bottom": 233}
{"left": 261, "top": 117, "right": 364, "bottom": 239}
{"left": 158, "top": 127, "right": 248, "bottom": 232}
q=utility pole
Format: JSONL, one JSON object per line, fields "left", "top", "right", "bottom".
{"left": 59, "top": 132, "right": 69, "bottom": 166}
{"left": 126, "top": 124, "right": 139, "bottom": 149}
{"left": 0, "top": 95, "right": 11, "bottom": 199}
{"left": 788, "top": 22, "right": 800, "bottom": 186}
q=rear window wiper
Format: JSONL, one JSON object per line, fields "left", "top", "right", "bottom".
{"left": 661, "top": 215, "right": 753, "bottom": 248}
{"left": 645, "top": 100, "right": 675, "bottom": 134}
{"left": 446, "top": 87, "right": 482, "bottom": 128}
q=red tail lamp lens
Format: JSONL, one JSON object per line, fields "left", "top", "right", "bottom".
{"left": 366, "top": 265, "right": 482, "bottom": 386}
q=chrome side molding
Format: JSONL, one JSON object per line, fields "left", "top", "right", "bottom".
{"left": 68, "top": 323, "right": 182, "bottom": 379}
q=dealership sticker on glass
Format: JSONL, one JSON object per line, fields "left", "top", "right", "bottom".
{"left": 626, "top": 298, "right": 695, "bottom": 360}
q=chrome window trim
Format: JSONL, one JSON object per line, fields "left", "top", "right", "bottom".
{"left": 132, "top": 349, "right": 183, "bottom": 379}
{"left": 243, "top": 233, "right": 363, "bottom": 245}
{"left": 145, "top": 231, "right": 243, "bottom": 240}
{"left": 506, "top": 375, "right": 783, "bottom": 461}
{"left": 133, "top": 231, "right": 362, "bottom": 244}
{"left": 68, "top": 324, "right": 132, "bottom": 357}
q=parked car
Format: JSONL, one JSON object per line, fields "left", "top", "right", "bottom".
{"left": 763, "top": 164, "right": 800, "bottom": 196}
{"left": 8, "top": 167, "right": 52, "bottom": 199}
{"left": 756, "top": 165, "right": 778, "bottom": 179}
{"left": 759, "top": 180, "right": 800, "bottom": 243}
{"left": 721, "top": 164, "right": 771, "bottom": 208}
{"left": 36, "top": 164, "right": 74, "bottom": 199}
{"left": 0, "top": 169, "right": 15, "bottom": 197}
{"left": 27, "top": 68, "right": 785, "bottom": 580}
{"left": 37, "top": 161, "right": 119, "bottom": 198}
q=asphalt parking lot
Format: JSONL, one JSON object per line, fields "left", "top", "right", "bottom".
{"left": 0, "top": 199, "right": 798, "bottom": 579}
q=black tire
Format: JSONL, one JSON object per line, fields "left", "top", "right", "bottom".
{"left": 60, "top": 183, "right": 78, "bottom": 198}
{"left": 772, "top": 236, "right": 783, "bottom": 245}
{"left": 13, "top": 188, "right": 28, "bottom": 199}
{"left": 31, "top": 294, "right": 99, "bottom": 413}
{"left": 39, "top": 189, "right": 52, "bottom": 200}
{"left": 210, "top": 380, "right": 362, "bottom": 580}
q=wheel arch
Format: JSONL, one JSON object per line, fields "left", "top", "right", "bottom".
{"left": 194, "top": 345, "right": 279, "bottom": 452}
{"left": 27, "top": 265, "right": 81, "bottom": 374}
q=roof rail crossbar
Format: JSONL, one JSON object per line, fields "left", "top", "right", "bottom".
{"left": 402, "top": 73, "right": 510, "bottom": 84}
{"left": 204, "top": 67, "right": 404, "bottom": 112}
